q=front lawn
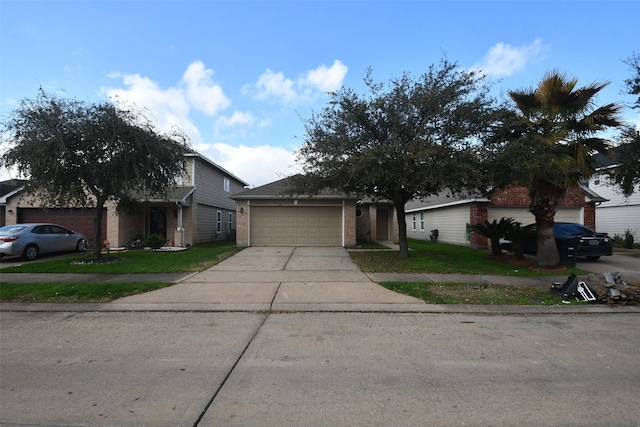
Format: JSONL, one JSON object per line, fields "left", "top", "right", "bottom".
{"left": 0, "top": 282, "right": 174, "bottom": 303}
{"left": 380, "top": 281, "right": 567, "bottom": 305}
{"left": 349, "top": 239, "right": 586, "bottom": 276}
{"left": 1, "top": 240, "right": 242, "bottom": 274}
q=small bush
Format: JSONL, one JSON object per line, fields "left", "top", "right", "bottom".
{"left": 145, "top": 233, "right": 166, "bottom": 249}
{"left": 623, "top": 229, "right": 636, "bottom": 249}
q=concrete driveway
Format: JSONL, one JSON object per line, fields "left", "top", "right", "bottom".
{"left": 3, "top": 247, "right": 640, "bottom": 426}
{"left": 114, "top": 247, "right": 423, "bottom": 309}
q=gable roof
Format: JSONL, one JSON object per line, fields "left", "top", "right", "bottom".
{"left": 405, "top": 191, "right": 489, "bottom": 213}
{"left": 185, "top": 152, "right": 249, "bottom": 186}
{"left": 231, "top": 176, "right": 358, "bottom": 200}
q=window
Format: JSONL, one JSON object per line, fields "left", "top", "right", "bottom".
{"left": 593, "top": 174, "right": 600, "bottom": 186}
{"left": 217, "top": 210, "right": 222, "bottom": 233}
{"left": 223, "top": 177, "right": 230, "bottom": 192}
{"left": 228, "top": 212, "right": 233, "bottom": 231}
{"left": 412, "top": 214, "right": 416, "bottom": 231}
{"left": 420, "top": 213, "right": 425, "bottom": 231}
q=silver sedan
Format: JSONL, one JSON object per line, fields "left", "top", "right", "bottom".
{"left": 0, "top": 223, "right": 88, "bottom": 261}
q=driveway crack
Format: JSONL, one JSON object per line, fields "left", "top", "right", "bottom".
{"left": 193, "top": 312, "right": 270, "bottom": 426}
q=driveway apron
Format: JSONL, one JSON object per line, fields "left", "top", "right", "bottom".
{"left": 113, "top": 247, "right": 423, "bottom": 309}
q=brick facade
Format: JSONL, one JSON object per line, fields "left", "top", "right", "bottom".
{"left": 469, "top": 185, "right": 596, "bottom": 232}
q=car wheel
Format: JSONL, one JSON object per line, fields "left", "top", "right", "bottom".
{"left": 585, "top": 256, "right": 600, "bottom": 261}
{"left": 23, "top": 245, "right": 39, "bottom": 261}
{"left": 76, "top": 238, "right": 88, "bottom": 252}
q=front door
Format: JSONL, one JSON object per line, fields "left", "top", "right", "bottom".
{"left": 376, "top": 208, "right": 389, "bottom": 240}
{"left": 149, "top": 207, "right": 167, "bottom": 238}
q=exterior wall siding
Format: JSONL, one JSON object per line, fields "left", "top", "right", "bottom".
{"left": 406, "top": 205, "right": 470, "bottom": 245}
{"left": 589, "top": 173, "right": 640, "bottom": 235}
{"left": 596, "top": 204, "right": 640, "bottom": 237}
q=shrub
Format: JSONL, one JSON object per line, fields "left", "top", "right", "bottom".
{"left": 145, "top": 233, "right": 166, "bottom": 249}
{"left": 623, "top": 229, "right": 636, "bottom": 249}
{"left": 471, "top": 217, "right": 515, "bottom": 256}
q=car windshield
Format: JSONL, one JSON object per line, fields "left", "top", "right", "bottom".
{"left": 0, "top": 225, "right": 27, "bottom": 234}
{"left": 556, "top": 223, "right": 594, "bottom": 235}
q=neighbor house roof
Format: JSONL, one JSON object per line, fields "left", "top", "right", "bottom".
{"left": 231, "top": 176, "right": 358, "bottom": 200}
{"left": 405, "top": 191, "right": 489, "bottom": 213}
{"left": 405, "top": 184, "right": 606, "bottom": 212}
{"left": 0, "top": 179, "right": 28, "bottom": 205}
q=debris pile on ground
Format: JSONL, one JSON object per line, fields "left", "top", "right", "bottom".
{"left": 583, "top": 272, "right": 640, "bottom": 306}
{"left": 550, "top": 272, "right": 639, "bottom": 305}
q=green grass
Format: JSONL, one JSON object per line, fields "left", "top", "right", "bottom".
{"left": 1, "top": 240, "right": 242, "bottom": 274}
{"left": 349, "top": 239, "right": 587, "bottom": 276}
{"left": 0, "top": 282, "right": 174, "bottom": 303}
{"left": 355, "top": 241, "right": 392, "bottom": 249}
{"left": 379, "top": 281, "right": 568, "bottom": 305}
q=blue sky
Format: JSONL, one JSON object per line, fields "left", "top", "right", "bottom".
{"left": 2, "top": 0, "right": 639, "bottom": 187}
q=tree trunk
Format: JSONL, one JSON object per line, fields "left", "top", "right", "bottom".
{"left": 490, "top": 238, "right": 502, "bottom": 256}
{"left": 92, "top": 197, "right": 107, "bottom": 260}
{"left": 531, "top": 203, "right": 559, "bottom": 268}
{"left": 395, "top": 202, "right": 410, "bottom": 259}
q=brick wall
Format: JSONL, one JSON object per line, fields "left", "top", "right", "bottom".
{"left": 469, "top": 202, "right": 489, "bottom": 247}
{"left": 235, "top": 200, "right": 249, "bottom": 247}
{"left": 491, "top": 185, "right": 585, "bottom": 207}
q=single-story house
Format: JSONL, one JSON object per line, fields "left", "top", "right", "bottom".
{"left": 231, "top": 177, "right": 399, "bottom": 247}
{"left": 589, "top": 150, "right": 640, "bottom": 237}
{"left": 1, "top": 152, "right": 248, "bottom": 249}
{"left": 405, "top": 184, "right": 607, "bottom": 248}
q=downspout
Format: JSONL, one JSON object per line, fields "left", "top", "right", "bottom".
{"left": 176, "top": 201, "right": 184, "bottom": 247}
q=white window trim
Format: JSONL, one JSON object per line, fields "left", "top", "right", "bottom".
{"left": 223, "top": 177, "right": 230, "bottom": 192}
{"left": 420, "top": 212, "right": 425, "bottom": 231}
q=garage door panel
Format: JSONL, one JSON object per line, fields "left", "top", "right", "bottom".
{"left": 488, "top": 207, "right": 581, "bottom": 225}
{"left": 250, "top": 206, "right": 341, "bottom": 246}
{"left": 18, "top": 208, "right": 106, "bottom": 245}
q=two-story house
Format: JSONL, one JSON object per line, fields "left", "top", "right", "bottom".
{"left": 590, "top": 150, "right": 640, "bottom": 237}
{"left": 1, "top": 152, "right": 248, "bottom": 249}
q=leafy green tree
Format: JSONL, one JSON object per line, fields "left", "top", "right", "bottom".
{"left": 1, "top": 90, "right": 191, "bottom": 259}
{"left": 470, "top": 217, "right": 514, "bottom": 256}
{"left": 296, "top": 59, "right": 496, "bottom": 258}
{"left": 489, "top": 71, "right": 622, "bottom": 268}
{"left": 607, "top": 53, "right": 640, "bottom": 196}
{"left": 610, "top": 126, "right": 640, "bottom": 196}
{"left": 622, "top": 52, "right": 640, "bottom": 109}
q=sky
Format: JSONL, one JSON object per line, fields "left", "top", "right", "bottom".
{"left": 1, "top": 0, "right": 639, "bottom": 188}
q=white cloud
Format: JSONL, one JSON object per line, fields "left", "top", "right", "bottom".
{"left": 253, "top": 60, "right": 348, "bottom": 104}
{"left": 216, "top": 110, "right": 255, "bottom": 128}
{"left": 103, "top": 73, "right": 203, "bottom": 142}
{"left": 182, "top": 61, "right": 231, "bottom": 115}
{"left": 203, "top": 143, "right": 300, "bottom": 187}
{"left": 471, "top": 38, "right": 547, "bottom": 78}
{"left": 304, "top": 59, "right": 348, "bottom": 92}
{"left": 102, "top": 61, "right": 232, "bottom": 144}
{"left": 255, "top": 70, "right": 298, "bottom": 103}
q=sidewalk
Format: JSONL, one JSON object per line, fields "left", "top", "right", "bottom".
{"left": 2, "top": 246, "right": 638, "bottom": 313}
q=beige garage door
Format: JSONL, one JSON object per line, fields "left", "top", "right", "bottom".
{"left": 250, "top": 206, "right": 342, "bottom": 246}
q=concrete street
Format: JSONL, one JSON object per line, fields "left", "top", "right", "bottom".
{"left": 1, "top": 247, "right": 639, "bottom": 426}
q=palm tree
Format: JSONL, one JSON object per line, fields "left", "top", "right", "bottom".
{"left": 496, "top": 71, "right": 621, "bottom": 268}
{"left": 471, "top": 218, "right": 514, "bottom": 257}
{"left": 504, "top": 222, "right": 536, "bottom": 260}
